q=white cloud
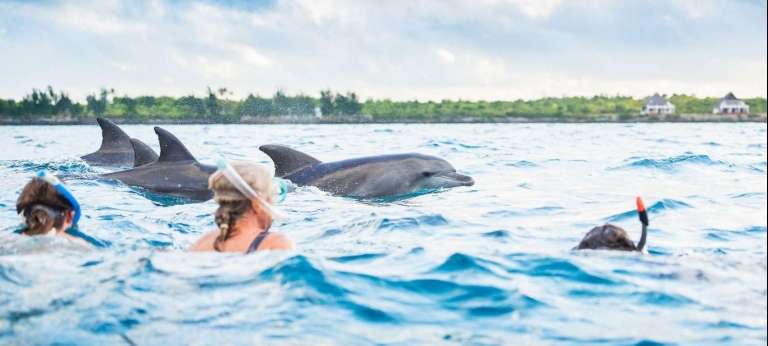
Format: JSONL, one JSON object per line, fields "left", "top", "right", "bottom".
{"left": 45, "top": 2, "right": 147, "bottom": 35}
{"left": 110, "top": 61, "right": 130, "bottom": 72}
{"left": 436, "top": 48, "right": 456, "bottom": 64}
{"left": 674, "top": 0, "right": 718, "bottom": 18}
{"left": 0, "top": 0, "right": 765, "bottom": 101}
{"left": 472, "top": 57, "right": 509, "bottom": 85}
{"left": 226, "top": 43, "right": 273, "bottom": 67}
{"left": 194, "top": 56, "right": 238, "bottom": 80}
{"left": 507, "top": 0, "right": 562, "bottom": 19}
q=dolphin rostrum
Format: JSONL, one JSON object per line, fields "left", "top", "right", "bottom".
{"left": 102, "top": 127, "right": 216, "bottom": 201}
{"left": 81, "top": 117, "right": 158, "bottom": 167}
{"left": 260, "top": 144, "right": 474, "bottom": 198}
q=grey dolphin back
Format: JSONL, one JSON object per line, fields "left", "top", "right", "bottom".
{"left": 101, "top": 127, "right": 214, "bottom": 202}
{"left": 259, "top": 144, "right": 321, "bottom": 177}
{"left": 155, "top": 127, "right": 198, "bottom": 162}
{"left": 81, "top": 117, "right": 134, "bottom": 166}
{"left": 130, "top": 138, "right": 159, "bottom": 167}
{"left": 96, "top": 117, "right": 132, "bottom": 152}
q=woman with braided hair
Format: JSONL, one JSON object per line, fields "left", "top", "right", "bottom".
{"left": 190, "top": 161, "right": 293, "bottom": 253}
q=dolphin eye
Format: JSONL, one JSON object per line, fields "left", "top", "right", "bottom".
{"left": 422, "top": 171, "right": 434, "bottom": 177}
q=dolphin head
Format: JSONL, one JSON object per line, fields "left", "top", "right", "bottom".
{"left": 409, "top": 155, "right": 474, "bottom": 191}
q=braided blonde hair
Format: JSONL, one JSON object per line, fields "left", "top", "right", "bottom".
{"left": 208, "top": 162, "right": 276, "bottom": 252}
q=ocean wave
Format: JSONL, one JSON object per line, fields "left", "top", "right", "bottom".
{"left": 482, "top": 229, "right": 511, "bottom": 239}
{"left": 0, "top": 263, "right": 29, "bottom": 286}
{"left": 729, "top": 192, "right": 767, "bottom": 199}
{"left": 606, "top": 198, "right": 692, "bottom": 222}
{"left": 424, "top": 138, "right": 485, "bottom": 150}
{"left": 430, "top": 253, "right": 496, "bottom": 274}
{"left": 0, "top": 159, "right": 93, "bottom": 176}
{"left": 629, "top": 291, "right": 696, "bottom": 306}
{"left": 258, "top": 255, "right": 541, "bottom": 322}
{"left": 382, "top": 277, "right": 542, "bottom": 318}
{"left": 748, "top": 161, "right": 766, "bottom": 173}
{"left": 485, "top": 206, "right": 564, "bottom": 218}
{"left": 2, "top": 124, "right": 765, "bottom": 344}
{"left": 705, "top": 226, "right": 767, "bottom": 241}
{"left": 259, "top": 256, "right": 396, "bottom": 323}
{"left": 502, "top": 160, "right": 538, "bottom": 168}
{"left": 328, "top": 253, "right": 387, "bottom": 263}
{"left": 378, "top": 214, "right": 449, "bottom": 231}
{"left": 614, "top": 153, "right": 733, "bottom": 171}
{"left": 260, "top": 256, "right": 346, "bottom": 295}
{"left": 506, "top": 255, "right": 621, "bottom": 286}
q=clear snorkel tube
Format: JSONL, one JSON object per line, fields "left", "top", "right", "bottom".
{"left": 216, "top": 158, "right": 288, "bottom": 219}
{"left": 36, "top": 170, "right": 81, "bottom": 226}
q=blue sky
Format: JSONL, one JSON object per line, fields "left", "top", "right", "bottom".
{"left": 0, "top": 0, "right": 766, "bottom": 101}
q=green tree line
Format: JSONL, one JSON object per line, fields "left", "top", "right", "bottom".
{"left": 1, "top": 87, "right": 765, "bottom": 121}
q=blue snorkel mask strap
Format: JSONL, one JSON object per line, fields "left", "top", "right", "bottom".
{"left": 274, "top": 178, "right": 289, "bottom": 203}
{"left": 36, "top": 170, "right": 81, "bottom": 226}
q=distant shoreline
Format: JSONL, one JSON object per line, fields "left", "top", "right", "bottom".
{"left": 1, "top": 113, "right": 766, "bottom": 125}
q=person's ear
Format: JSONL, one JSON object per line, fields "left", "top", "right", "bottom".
{"left": 250, "top": 200, "right": 261, "bottom": 215}
{"left": 65, "top": 210, "right": 75, "bottom": 224}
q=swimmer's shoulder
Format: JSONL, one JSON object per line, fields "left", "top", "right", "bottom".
{"left": 261, "top": 232, "right": 294, "bottom": 251}
{"left": 189, "top": 230, "right": 219, "bottom": 251}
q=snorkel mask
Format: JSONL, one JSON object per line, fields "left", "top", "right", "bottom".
{"left": 35, "top": 170, "right": 81, "bottom": 226}
{"left": 216, "top": 158, "right": 288, "bottom": 219}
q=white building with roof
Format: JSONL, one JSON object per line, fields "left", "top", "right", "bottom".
{"left": 641, "top": 93, "right": 675, "bottom": 115}
{"left": 713, "top": 92, "right": 749, "bottom": 114}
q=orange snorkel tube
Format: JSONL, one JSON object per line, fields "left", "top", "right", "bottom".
{"left": 636, "top": 196, "right": 649, "bottom": 251}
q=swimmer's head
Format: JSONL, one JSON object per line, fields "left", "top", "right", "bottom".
{"left": 208, "top": 161, "right": 277, "bottom": 251}
{"left": 16, "top": 177, "right": 75, "bottom": 235}
{"left": 209, "top": 161, "right": 278, "bottom": 205}
{"left": 575, "top": 197, "right": 649, "bottom": 252}
{"left": 575, "top": 224, "right": 637, "bottom": 251}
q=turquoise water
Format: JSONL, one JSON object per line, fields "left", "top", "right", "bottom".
{"left": 1, "top": 123, "right": 766, "bottom": 345}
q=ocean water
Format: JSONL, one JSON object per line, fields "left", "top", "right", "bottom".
{"left": 0, "top": 123, "right": 766, "bottom": 345}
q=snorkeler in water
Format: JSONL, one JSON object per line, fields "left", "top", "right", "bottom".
{"left": 15, "top": 171, "right": 106, "bottom": 247}
{"left": 190, "top": 160, "right": 293, "bottom": 253}
{"left": 574, "top": 197, "right": 649, "bottom": 252}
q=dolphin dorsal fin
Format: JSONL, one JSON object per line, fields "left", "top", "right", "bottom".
{"left": 130, "top": 138, "right": 159, "bottom": 167}
{"left": 154, "top": 127, "right": 197, "bottom": 162}
{"left": 259, "top": 144, "right": 321, "bottom": 177}
{"left": 96, "top": 117, "right": 131, "bottom": 152}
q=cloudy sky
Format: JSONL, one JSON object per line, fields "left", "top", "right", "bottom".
{"left": 0, "top": 0, "right": 766, "bottom": 101}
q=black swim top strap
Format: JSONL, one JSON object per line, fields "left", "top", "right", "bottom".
{"left": 246, "top": 230, "right": 269, "bottom": 254}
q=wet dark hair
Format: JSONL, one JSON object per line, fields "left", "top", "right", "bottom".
{"left": 575, "top": 224, "right": 639, "bottom": 251}
{"left": 16, "top": 178, "right": 73, "bottom": 235}
{"left": 213, "top": 200, "right": 251, "bottom": 251}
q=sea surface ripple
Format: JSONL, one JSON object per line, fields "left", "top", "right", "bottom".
{"left": 1, "top": 123, "right": 766, "bottom": 345}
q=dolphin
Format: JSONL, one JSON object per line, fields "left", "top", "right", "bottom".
{"left": 81, "top": 117, "right": 133, "bottom": 166}
{"left": 259, "top": 145, "right": 474, "bottom": 198}
{"left": 81, "top": 117, "right": 158, "bottom": 167}
{"left": 102, "top": 127, "right": 216, "bottom": 201}
{"left": 130, "top": 138, "right": 159, "bottom": 167}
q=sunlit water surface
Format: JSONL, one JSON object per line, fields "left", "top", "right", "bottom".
{"left": 1, "top": 123, "right": 766, "bottom": 345}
